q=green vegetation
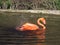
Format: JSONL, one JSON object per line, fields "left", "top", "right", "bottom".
{"left": 0, "top": 0, "right": 60, "bottom": 10}
{"left": 55, "top": 0, "right": 60, "bottom": 10}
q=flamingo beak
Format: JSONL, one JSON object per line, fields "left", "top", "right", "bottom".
{"left": 43, "top": 20, "right": 46, "bottom": 25}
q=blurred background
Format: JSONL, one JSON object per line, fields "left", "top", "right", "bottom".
{"left": 0, "top": 0, "right": 60, "bottom": 10}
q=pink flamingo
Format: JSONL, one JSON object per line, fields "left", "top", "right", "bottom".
{"left": 16, "top": 18, "right": 46, "bottom": 31}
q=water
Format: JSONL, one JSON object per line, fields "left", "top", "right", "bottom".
{"left": 0, "top": 12, "right": 60, "bottom": 45}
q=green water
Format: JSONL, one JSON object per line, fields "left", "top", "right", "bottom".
{"left": 0, "top": 12, "right": 60, "bottom": 45}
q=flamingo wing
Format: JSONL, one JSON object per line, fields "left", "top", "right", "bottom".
{"left": 22, "top": 23, "right": 39, "bottom": 30}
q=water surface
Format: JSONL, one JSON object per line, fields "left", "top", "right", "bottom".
{"left": 0, "top": 12, "right": 60, "bottom": 45}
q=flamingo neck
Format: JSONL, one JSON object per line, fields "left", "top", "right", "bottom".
{"left": 37, "top": 18, "right": 46, "bottom": 30}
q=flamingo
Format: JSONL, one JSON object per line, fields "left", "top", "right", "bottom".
{"left": 16, "top": 17, "right": 46, "bottom": 31}
{"left": 16, "top": 18, "right": 46, "bottom": 42}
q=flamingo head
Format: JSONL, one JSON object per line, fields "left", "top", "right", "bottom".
{"left": 40, "top": 18, "right": 46, "bottom": 25}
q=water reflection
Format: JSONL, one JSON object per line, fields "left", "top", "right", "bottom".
{"left": 18, "top": 30, "right": 46, "bottom": 45}
{"left": 37, "top": 43, "right": 46, "bottom": 45}
{"left": 0, "top": 27, "right": 46, "bottom": 45}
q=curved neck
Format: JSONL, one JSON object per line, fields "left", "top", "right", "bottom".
{"left": 37, "top": 18, "right": 46, "bottom": 30}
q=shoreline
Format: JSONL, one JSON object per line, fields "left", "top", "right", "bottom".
{"left": 0, "top": 9, "right": 60, "bottom": 15}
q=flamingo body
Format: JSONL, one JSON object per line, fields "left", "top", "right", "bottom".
{"left": 16, "top": 18, "right": 46, "bottom": 31}
{"left": 20, "top": 23, "right": 39, "bottom": 31}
